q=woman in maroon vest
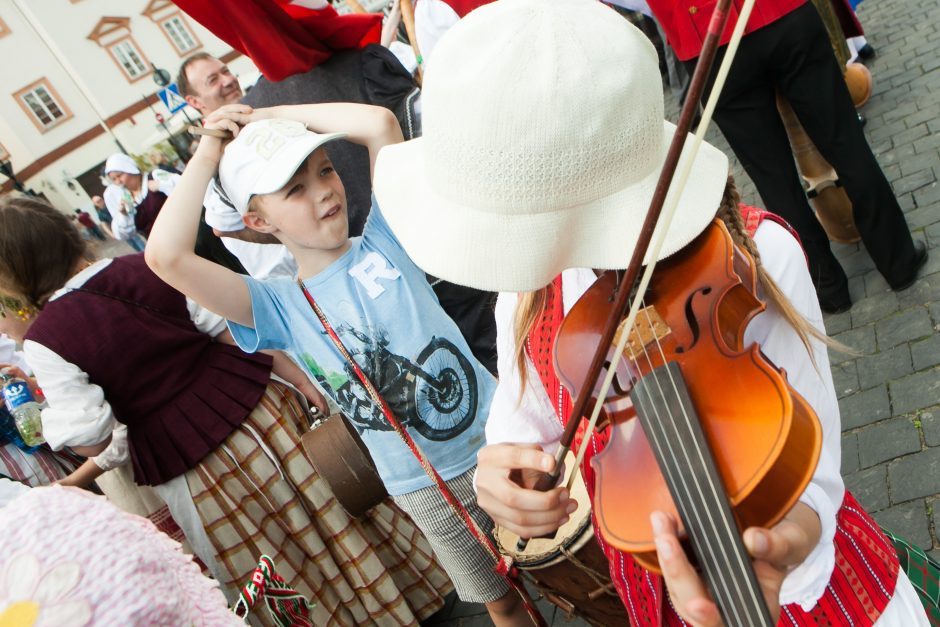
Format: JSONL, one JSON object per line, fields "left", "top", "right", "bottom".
{"left": 0, "top": 196, "right": 451, "bottom": 626}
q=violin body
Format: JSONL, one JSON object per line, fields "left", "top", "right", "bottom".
{"left": 555, "top": 219, "right": 822, "bottom": 573}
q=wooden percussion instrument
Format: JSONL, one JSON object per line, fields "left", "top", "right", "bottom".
{"left": 300, "top": 412, "right": 388, "bottom": 518}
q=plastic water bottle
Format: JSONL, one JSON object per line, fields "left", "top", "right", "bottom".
{"left": 0, "top": 371, "right": 44, "bottom": 447}
{"left": 121, "top": 187, "right": 137, "bottom": 216}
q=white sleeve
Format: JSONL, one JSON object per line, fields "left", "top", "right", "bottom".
{"left": 486, "top": 292, "right": 565, "bottom": 451}
{"left": 104, "top": 186, "right": 136, "bottom": 240}
{"left": 185, "top": 297, "right": 227, "bottom": 337}
{"left": 153, "top": 170, "right": 181, "bottom": 196}
{"left": 203, "top": 182, "right": 245, "bottom": 233}
{"left": 0, "top": 335, "right": 31, "bottom": 376}
{"left": 414, "top": 0, "right": 460, "bottom": 66}
{"left": 23, "top": 340, "right": 116, "bottom": 451}
{"left": 745, "top": 220, "right": 844, "bottom": 610}
{"left": 91, "top": 424, "right": 130, "bottom": 471}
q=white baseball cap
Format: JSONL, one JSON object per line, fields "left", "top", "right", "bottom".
{"left": 218, "top": 119, "right": 346, "bottom": 216}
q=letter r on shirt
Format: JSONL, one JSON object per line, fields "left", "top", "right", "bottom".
{"left": 348, "top": 252, "right": 402, "bottom": 299}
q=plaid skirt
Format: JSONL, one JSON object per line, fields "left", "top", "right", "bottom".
{"left": 184, "top": 382, "right": 452, "bottom": 626}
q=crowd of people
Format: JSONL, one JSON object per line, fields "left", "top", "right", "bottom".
{"left": 0, "top": 0, "right": 934, "bottom": 625}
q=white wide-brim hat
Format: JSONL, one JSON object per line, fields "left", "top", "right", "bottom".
{"left": 374, "top": 0, "right": 729, "bottom": 292}
{"left": 219, "top": 118, "right": 346, "bottom": 215}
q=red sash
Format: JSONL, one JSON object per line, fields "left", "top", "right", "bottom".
{"left": 525, "top": 249, "right": 899, "bottom": 625}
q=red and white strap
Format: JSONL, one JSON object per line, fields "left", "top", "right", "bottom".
{"left": 297, "top": 280, "right": 546, "bottom": 626}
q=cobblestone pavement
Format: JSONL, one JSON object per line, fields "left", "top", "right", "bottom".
{"left": 426, "top": 0, "right": 940, "bottom": 623}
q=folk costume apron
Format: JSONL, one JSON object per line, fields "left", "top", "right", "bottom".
{"left": 524, "top": 208, "right": 900, "bottom": 626}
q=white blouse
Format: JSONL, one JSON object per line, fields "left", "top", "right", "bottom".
{"left": 486, "top": 221, "right": 843, "bottom": 610}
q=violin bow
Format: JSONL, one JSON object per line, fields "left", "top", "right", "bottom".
{"left": 520, "top": 0, "right": 758, "bottom": 511}
{"left": 565, "top": 0, "right": 759, "bottom": 487}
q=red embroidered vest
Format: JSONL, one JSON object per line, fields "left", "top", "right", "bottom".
{"left": 524, "top": 210, "right": 899, "bottom": 625}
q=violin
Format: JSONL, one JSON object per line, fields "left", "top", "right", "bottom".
{"left": 516, "top": 0, "right": 823, "bottom": 624}
{"left": 555, "top": 219, "right": 821, "bottom": 624}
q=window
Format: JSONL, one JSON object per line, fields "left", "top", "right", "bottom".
{"left": 161, "top": 15, "right": 198, "bottom": 54}
{"left": 14, "top": 79, "right": 72, "bottom": 131}
{"left": 109, "top": 39, "right": 149, "bottom": 80}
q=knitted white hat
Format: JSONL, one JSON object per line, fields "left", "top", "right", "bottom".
{"left": 373, "top": 0, "right": 729, "bottom": 292}
{"left": 0, "top": 486, "right": 240, "bottom": 626}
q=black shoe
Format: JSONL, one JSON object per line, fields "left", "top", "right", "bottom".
{"left": 858, "top": 43, "right": 876, "bottom": 60}
{"left": 890, "top": 241, "right": 928, "bottom": 292}
{"left": 819, "top": 294, "right": 852, "bottom": 315}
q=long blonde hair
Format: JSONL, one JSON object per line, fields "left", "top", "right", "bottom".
{"left": 511, "top": 176, "right": 829, "bottom": 389}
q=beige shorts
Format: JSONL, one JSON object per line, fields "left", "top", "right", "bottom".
{"left": 392, "top": 467, "right": 510, "bottom": 603}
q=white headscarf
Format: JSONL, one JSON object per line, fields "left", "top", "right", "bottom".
{"left": 104, "top": 153, "right": 141, "bottom": 176}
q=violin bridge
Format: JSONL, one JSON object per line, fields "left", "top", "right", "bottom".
{"left": 614, "top": 306, "right": 671, "bottom": 358}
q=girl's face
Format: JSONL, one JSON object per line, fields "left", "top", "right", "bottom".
{"left": 248, "top": 148, "right": 349, "bottom": 254}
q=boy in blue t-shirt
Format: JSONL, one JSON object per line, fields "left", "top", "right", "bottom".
{"left": 146, "top": 103, "right": 534, "bottom": 625}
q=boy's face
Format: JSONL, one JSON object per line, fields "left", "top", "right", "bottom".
{"left": 248, "top": 148, "right": 349, "bottom": 252}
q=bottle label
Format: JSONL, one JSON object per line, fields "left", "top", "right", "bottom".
{"left": 2, "top": 382, "right": 34, "bottom": 411}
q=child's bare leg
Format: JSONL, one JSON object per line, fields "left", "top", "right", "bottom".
{"left": 485, "top": 589, "right": 538, "bottom": 627}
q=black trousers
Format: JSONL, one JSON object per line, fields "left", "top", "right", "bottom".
{"left": 687, "top": 2, "right": 917, "bottom": 297}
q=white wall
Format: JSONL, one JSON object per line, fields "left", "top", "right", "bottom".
{"left": 0, "top": 0, "right": 257, "bottom": 211}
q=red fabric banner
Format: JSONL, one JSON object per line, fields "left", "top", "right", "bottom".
{"left": 171, "top": 0, "right": 382, "bottom": 81}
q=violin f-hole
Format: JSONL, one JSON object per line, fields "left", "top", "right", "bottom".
{"left": 675, "top": 286, "right": 712, "bottom": 354}
{"left": 602, "top": 360, "right": 633, "bottom": 396}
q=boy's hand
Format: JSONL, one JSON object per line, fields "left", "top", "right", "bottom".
{"left": 194, "top": 104, "right": 253, "bottom": 164}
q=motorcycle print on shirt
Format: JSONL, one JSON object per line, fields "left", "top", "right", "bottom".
{"left": 302, "top": 322, "right": 478, "bottom": 442}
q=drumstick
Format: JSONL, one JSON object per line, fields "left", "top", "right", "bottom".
{"left": 188, "top": 125, "right": 233, "bottom": 139}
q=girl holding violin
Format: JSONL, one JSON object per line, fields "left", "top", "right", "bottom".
{"left": 372, "top": 0, "right": 930, "bottom": 624}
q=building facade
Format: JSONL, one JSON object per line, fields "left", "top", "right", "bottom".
{"left": 0, "top": 0, "right": 258, "bottom": 212}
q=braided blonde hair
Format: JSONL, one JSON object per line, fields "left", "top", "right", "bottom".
{"left": 512, "top": 176, "right": 829, "bottom": 389}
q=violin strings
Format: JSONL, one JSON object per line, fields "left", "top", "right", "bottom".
{"left": 640, "top": 305, "right": 767, "bottom": 623}
{"left": 632, "top": 309, "right": 747, "bottom": 626}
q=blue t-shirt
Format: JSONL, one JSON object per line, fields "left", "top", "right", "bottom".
{"left": 229, "top": 200, "right": 494, "bottom": 495}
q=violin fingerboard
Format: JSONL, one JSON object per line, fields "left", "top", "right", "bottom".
{"left": 631, "top": 362, "right": 774, "bottom": 627}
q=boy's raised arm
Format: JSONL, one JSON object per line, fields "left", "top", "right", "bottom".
{"left": 145, "top": 106, "right": 254, "bottom": 328}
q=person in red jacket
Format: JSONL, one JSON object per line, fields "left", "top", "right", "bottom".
{"left": 644, "top": 0, "right": 926, "bottom": 313}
